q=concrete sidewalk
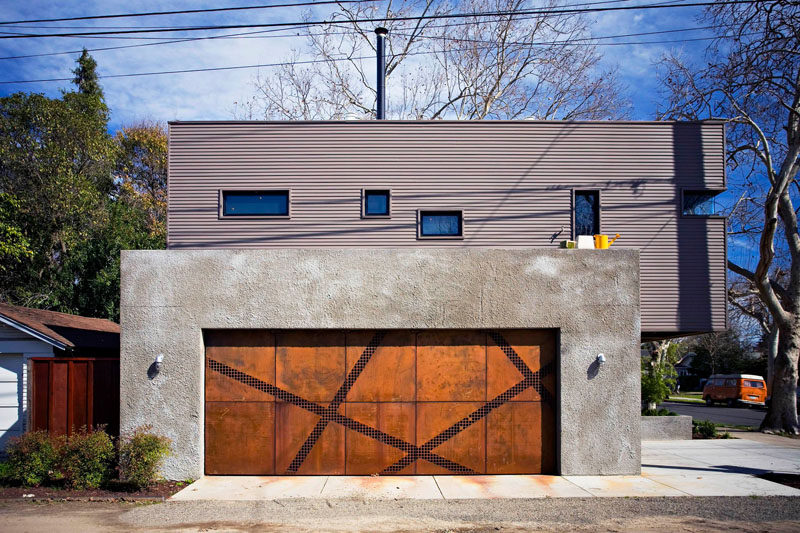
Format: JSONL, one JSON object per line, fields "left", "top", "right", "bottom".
{"left": 172, "top": 439, "right": 800, "bottom": 500}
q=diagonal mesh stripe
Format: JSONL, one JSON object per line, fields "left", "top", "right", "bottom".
{"left": 206, "top": 356, "right": 475, "bottom": 474}
{"left": 286, "top": 330, "right": 387, "bottom": 473}
{"left": 487, "top": 331, "right": 554, "bottom": 404}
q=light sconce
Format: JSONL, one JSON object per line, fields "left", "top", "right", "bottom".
{"left": 154, "top": 353, "right": 164, "bottom": 372}
{"left": 596, "top": 353, "right": 606, "bottom": 366}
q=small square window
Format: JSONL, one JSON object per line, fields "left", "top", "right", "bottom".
{"left": 418, "top": 210, "right": 463, "bottom": 238}
{"left": 682, "top": 190, "right": 721, "bottom": 216}
{"left": 222, "top": 190, "right": 289, "bottom": 217}
{"left": 362, "top": 190, "right": 391, "bottom": 217}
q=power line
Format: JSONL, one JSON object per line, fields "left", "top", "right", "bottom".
{"left": 0, "top": 20, "right": 725, "bottom": 61}
{"left": 0, "top": 32, "right": 750, "bottom": 85}
{"left": 0, "top": 0, "right": 635, "bottom": 29}
{"left": 0, "top": 0, "right": 369, "bottom": 26}
{"left": 0, "top": 0, "right": 635, "bottom": 60}
{"left": 0, "top": 0, "right": 758, "bottom": 40}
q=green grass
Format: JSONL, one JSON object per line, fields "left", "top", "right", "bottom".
{"left": 671, "top": 392, "right": 703, "bottom": 399}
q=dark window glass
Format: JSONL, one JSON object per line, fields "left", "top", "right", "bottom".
{"left": 420, "top": 211, "right": 462, "bottom": 237}
{"left": 574, "top": 190, "right": 599, "bottom": 236}
{"left": 744, "top": 380, "right": 764, "bottom": 388}
{"left": 683, "top": 191, "right": 719, "bottom": 216}
{"left": 223, "top": 191, "right": 288, "bottom": 216}
{"left": 364, "top": 190, "right": 390, "bottom": 216}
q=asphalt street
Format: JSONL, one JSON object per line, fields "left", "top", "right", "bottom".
{"left": 662, "top": 401, "right": 766, "bottom": 428}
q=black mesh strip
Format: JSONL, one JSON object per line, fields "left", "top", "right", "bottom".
{"left": 380, "top": 378, "right": 530, "bottom": 474}
{"left": 286, "top": 331, "right": 387, "bottom": 473}
{"left": 487, "top": 330, "right": 554, "bottom": 404}
{"left": 207, "top": 356, "right": 474, "bottom": 474}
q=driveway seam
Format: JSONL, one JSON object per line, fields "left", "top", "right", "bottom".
{"left": 559, "top": 477, "right": 595, "bottom": 497}
{"left": 432, "top": 476, "right": 445, "bottom": 500}
{"left": 319, "top": 476, "right": 329, "bottom": 495}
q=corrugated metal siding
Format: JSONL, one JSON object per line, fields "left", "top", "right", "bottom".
{"left": 167, "top": 121, "right": 726, "bottom": 336}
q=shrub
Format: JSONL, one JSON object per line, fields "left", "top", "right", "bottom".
{"left": 59, "top": 427, "right": 115, "bottom": 489}
{"left": 117, "top": 425, "right": 171, "bottom": 489}
{"left": 4, "top": 430, "right": 59, "bottom": 486}
{"left": 641, "top": 407, "right": 678, "bottom": 417}
{"left": 693, "top": 419, "right": 717, "bottom": 439}
{"left": 641, "top": 359, "right": 676, "bottom": 408}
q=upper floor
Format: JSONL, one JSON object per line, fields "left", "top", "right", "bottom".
{"left": 166, "top": 120, "right": 727, "bottom": 340}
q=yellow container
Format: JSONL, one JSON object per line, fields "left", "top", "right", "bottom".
{"left": 593, "top": 233, "right": 620, "bottom": 249}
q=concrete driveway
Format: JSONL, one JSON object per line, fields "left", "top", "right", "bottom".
{"left": 171, "top": 437, "right": 800, "bottom": 500}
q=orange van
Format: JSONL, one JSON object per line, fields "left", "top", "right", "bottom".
{"left": 703, "top": 374, "right": 767, "bottom": 407}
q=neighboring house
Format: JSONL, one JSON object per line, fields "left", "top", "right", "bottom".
{"left": 0, "top": 303, "right": 120, "bottom": 449}
{"left": 121, "top": 120, "right": 727, "bottom": 480}
{"left": 675, "top": 352, "right": 696, "bottom": 377}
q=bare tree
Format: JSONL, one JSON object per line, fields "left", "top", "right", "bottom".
{"left": 658, "top": 1, "right": 799, "bottom": 433}
{"left": 237, "top": 0, "right": 627, "bottom": 120}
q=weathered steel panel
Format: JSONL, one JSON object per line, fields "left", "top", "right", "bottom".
{"left": 203, "top": 328, "right": 556, "bottom": 475}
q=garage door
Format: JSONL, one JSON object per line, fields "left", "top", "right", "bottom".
{"left": 205, "top": 330, "right": 555, "bottom": 475}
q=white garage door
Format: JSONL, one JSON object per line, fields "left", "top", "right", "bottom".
{"left": 0, "top": 354, "right": 23, "bottom": 449}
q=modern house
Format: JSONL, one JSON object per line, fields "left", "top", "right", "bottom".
{"left": 121, "top": 120, "right": 726, "bottom": 480}
{"left": 0, "top": 303, "right": 120, "bottom": 449}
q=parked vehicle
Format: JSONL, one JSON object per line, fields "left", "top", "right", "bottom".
{"left": 703, "top": 374, "right": 767, "bottom": 407}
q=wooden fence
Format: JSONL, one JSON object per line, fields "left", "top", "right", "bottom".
{"left": 30, "top": 358, "right": 119, "bottom": 437}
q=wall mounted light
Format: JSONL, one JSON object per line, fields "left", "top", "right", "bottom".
{"left": 155, "top": 353, "right": 164, "bottom": 371}
{"left": 596, "top": 353, "right": 606, "bottom": 365}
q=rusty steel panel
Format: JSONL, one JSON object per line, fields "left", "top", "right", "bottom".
{"left": 416, "top": 402, "right": 486, "bottom": 475}
{"left": 205, "top": 330, "right": 275, "bottom": 402}
{"left": 345, "top": 330, "right": 415, "bottom": 402}
{"left": 168, "top": 121, "right": 727, "bottom": 337}
{"left": 205, "top": 401, "right": 275, "bottom": 475}
{"left": 486, "top": 402, "right": 555, "bottom": 474}
{"left": 276, "top": 331, "right": 346, "bottom": 403}
{"left": 345, "top": 402, "right": 415, "bottom": 475}
{"left": 416, "top": 331, "right": 486, "bottom": 402}
{"left": 487, "top": 330, "right": 555, "bottom": 402}
{"left": 275, "top": 400, "right": 345, "bottom": 475}
{"left": 204, "top": 328, "right": 556, "bottom": 475}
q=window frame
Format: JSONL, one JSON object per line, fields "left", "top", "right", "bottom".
{"left": 416, "top": 209, "right": 465, "bottom": 240}
{"left": 571, "top": 189, "right": 601, "bottom": 239}
{"left": 680, "top": 188, "right": 726, "bottom": 218}
{"left": 361, "top": 188, "right": 392, "bottom": 219}
{"left": 218, "top": 189, "right": 292, "bottom": 220}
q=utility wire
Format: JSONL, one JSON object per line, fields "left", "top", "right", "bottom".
{"left": 0, "top": 32, "right": 751, "bottom": 85}
{"left": 0, "top": 22, "right": 725, "bottom": 61}
{"left": 0, "top": 0, "right": 635, "bottom": 29}
{"left": 0, "top": 0, "right": 370, "bottom": 26}
{"left": 0, "top": 0, "right": 759, "bottom": 40}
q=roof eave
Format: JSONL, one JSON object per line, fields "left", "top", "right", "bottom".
{"left": 0, "top": 313, "right": 69, "bottom": 350}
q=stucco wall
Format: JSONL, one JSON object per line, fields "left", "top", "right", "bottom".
{"left": 641, "top": 415, "right": 693, "bottom": 440}
{"left": 120, "top": 248, "right": 641, "bottom": 479}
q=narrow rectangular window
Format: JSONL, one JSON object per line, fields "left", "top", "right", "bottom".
{"left": 362, "top": 189, "right": 391, "bottom": 217}
{"left": 222, "top": 190, "right": 289, "bottom": 217}
{"left": 419, "top": 210, "right": 463, "bottom": 238}
{"left": 682, "top": 190, "right": 720, "bottom": 216}
{"left": 574, "top": 190, "right": 599, "bottom": 236}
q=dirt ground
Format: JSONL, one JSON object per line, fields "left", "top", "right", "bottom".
{"left": 1, "top": 497, "right": 800, "bottom": 532}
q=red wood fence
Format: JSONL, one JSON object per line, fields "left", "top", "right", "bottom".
{"left": 30, "top": 358, "right": 119, "bottom": 437}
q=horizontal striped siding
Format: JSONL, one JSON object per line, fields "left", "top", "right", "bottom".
{"left": 167, "top": 121, "right": 726, "bottom": 335}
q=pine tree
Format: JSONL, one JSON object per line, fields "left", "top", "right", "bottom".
{"left": 72, "top": 48, "right": 103, "bottom": 98}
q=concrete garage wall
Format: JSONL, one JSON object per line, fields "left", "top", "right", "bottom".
{"left": 120, "top": 248, "right": 641, "bottom": 479}
{"left": 641, "top": 415, "right": 693, "bottom": 440}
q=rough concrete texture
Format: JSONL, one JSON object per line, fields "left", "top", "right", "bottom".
{"left": 641, "top": 415, "right": 693, "bottom": 440}
{"left": 120, "top": 248, "right": 641, "bottom": 479}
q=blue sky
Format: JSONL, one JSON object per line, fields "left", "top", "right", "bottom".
{"left": 0, "top": 0, "right": 714, "bottom": 130}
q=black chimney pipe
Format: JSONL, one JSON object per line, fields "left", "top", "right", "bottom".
{"left": 374, "top": 27, "right": 388, "bottom": 120}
